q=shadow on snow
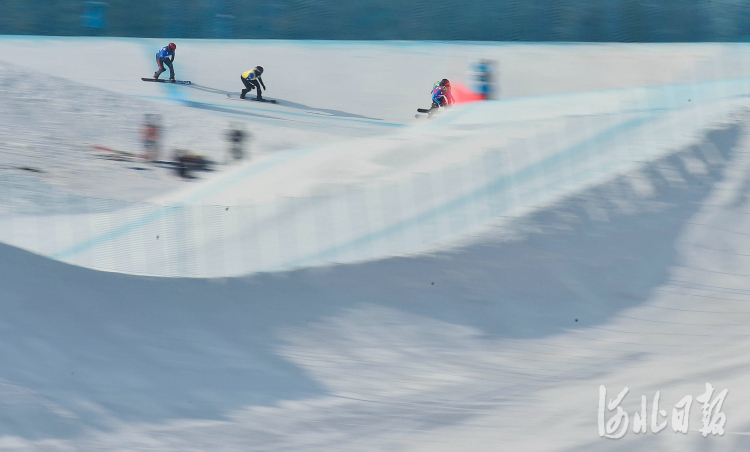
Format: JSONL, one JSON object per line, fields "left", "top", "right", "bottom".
{"left": 0, "top": 123, "right": 739, "bottom": 439}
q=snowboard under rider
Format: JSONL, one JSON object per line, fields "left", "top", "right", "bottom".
{"left": 240, "top": 66, "right": 265, "bottom": 100}
{"left": 154, "top": 43, "right": 177, "bottom": 81}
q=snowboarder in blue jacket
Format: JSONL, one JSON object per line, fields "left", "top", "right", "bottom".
{"left": 431, "top": 79, "right": 454, "bottom": 109}
{"left": 154, "top": 43, "right": 177, "bottom": 81}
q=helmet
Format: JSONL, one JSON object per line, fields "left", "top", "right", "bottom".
{"left": 255, "top": 66, "right": 264, "bottom": 74}
{"left": 168, "top": 43, "right": 176, "bottom": 51}
{"left": 440, "top": 79, "right": 451, "bottom": 89}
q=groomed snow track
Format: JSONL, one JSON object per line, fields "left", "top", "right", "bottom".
{"left": 2, "top": 38, "right": 750, "bottom": 450}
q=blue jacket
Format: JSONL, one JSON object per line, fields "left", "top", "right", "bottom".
{"left": 156, "top": 46, "right": 175, "bottom": 60}
{"left": 431, "top": 85, "right": 454, "bottom": 106}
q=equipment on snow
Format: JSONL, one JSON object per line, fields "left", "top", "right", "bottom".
{"left": 227, "top": 94, "right": 278, "bottom": 103}
{"left": 141, "top": 77, "right": 191, "bottom": 85}
{"left": 250, "top": 97, "right": 276, "bottom": 103}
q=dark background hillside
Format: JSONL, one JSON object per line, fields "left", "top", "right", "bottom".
{"left": 2, "top": 0, "right": 750, "bottom": 41}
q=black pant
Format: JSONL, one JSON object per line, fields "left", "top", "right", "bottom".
{"left": 241, "top": 76, "right": 262, "bottom": 98}
{"left": 156, "top": 56, "right": 174, "bottom": 79}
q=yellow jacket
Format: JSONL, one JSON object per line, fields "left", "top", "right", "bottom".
{"left": 242, "top": 69, "right": 261, "bottom": 81}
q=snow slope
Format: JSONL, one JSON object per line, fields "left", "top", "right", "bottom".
{"left": 3, "top": 38, "right": 750, "bottom": 450}
{"left": 2, "top": 39, "right": 750, "bottom": 276}
{"left": 3, "top": 120, "right": 750, "bottom": 450}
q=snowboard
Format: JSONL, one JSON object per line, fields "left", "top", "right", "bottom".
{"left": 142, "top": 78, "right": 192, "bottom": 85}
{"left": 415, "top": 107, "right": 438, "bottom": 118}
{"left": 227, "top": 94, "right": 277, "bottom": 104}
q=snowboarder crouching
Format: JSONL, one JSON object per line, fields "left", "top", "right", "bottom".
{"left": 240, "top": 66, "right": 265, "bottom": 100}
{"left": 431, "top": 79, "right": 455, "bottom": 111}
{"left": 154, "top": 43, "right": 177, "bottom": 81}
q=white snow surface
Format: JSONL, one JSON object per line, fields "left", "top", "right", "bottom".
{"left": 2, "top": 38, "right": 750, "bottom": 450}
{"left": 3, "top": 38, "right": 750, "bottom": 276}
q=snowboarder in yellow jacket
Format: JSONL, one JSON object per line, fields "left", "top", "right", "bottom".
{"left": 240, "top": 66, "right": 265, "bottom": 100}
